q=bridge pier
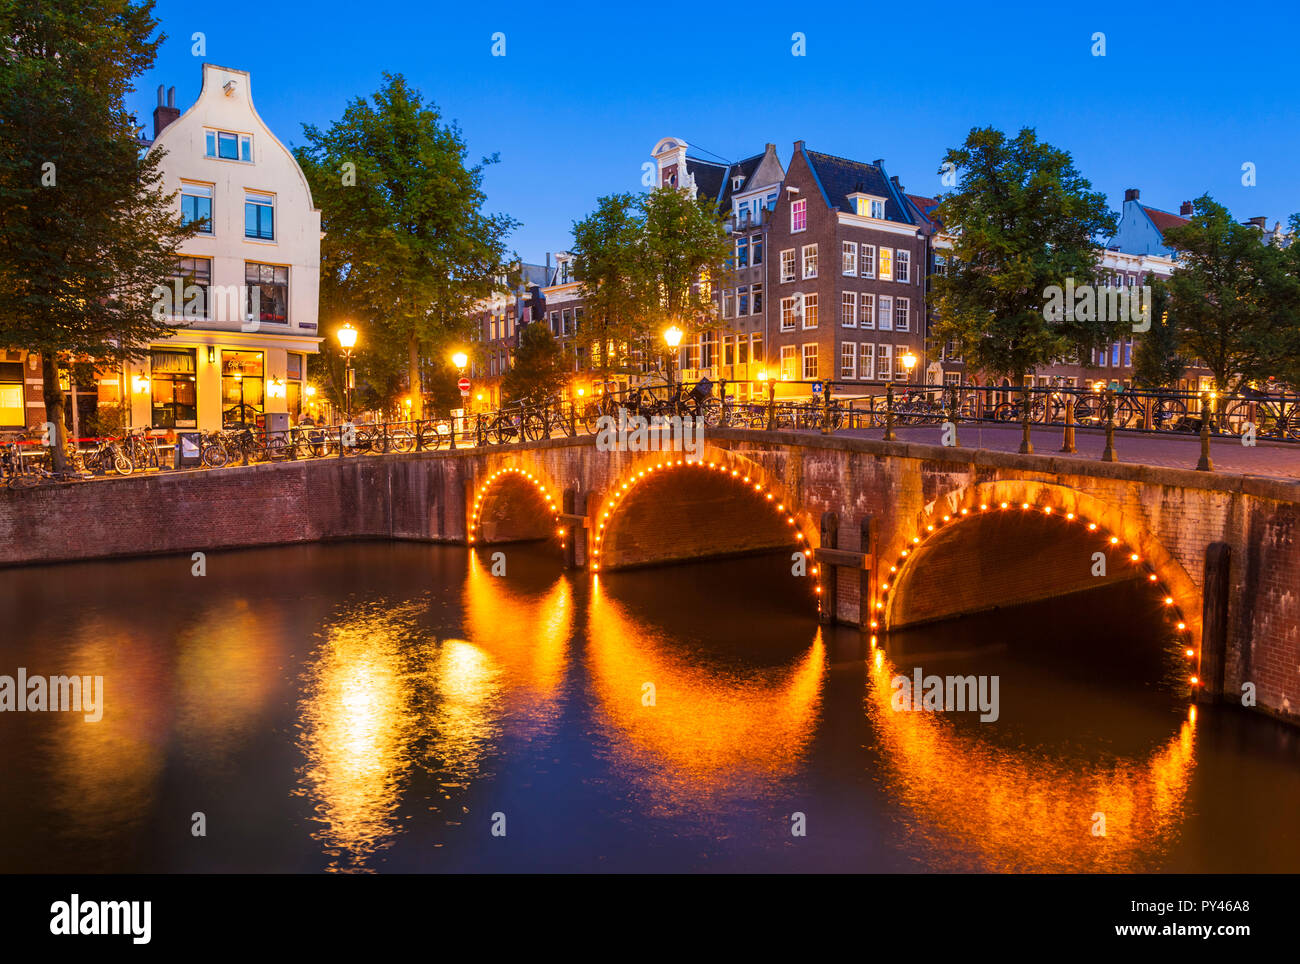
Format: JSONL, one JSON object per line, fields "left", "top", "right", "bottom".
{"left": 818, "top": 512, "right": 838, "bottom": 625}
{"left": 1200, "top": 542, "right": 1231, "bottom": 703}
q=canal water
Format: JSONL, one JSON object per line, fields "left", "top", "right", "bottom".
{"left": 0, "top": 541, "right": 1297, "bottom": 873}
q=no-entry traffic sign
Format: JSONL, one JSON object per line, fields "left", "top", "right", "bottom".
{"left": 457, "top": 377, "right": 470, "bottom": 393}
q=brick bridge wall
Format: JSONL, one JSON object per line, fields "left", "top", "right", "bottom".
{"left": 0, "top": 430, "right": 1296, "bottom": 722}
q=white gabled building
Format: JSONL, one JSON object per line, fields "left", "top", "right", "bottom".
{"left": 127, "top": 63, "right": 323, "bottom": 432}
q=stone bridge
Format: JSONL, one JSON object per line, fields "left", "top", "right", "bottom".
{"left": 2, "top": 429, "right": 1297, "bottom": 723}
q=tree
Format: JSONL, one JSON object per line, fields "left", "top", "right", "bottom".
{"left": 637, "top": 186, "right": 732, "bottom": 368}
{"left": 0, "top": 0, "right": 196, "bottom": 468}
{"left": 295, "top": 74, "right": 518, "bottom": 419}
{"left": 500, "top": 321, "right": 567, "bottom": 406}
{"left": 1161, "top": 196, "right": 1298, "bottom": 395}
{"left": 571, "top": 193, "right": 646, "bottom": 380}
{"left": 1130, "top": 275, "right": 1184, "bottom": 388}
{"left": 931, "top": 127, "right": 1119, "bottom": 385}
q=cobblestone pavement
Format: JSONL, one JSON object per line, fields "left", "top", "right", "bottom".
{"left": 834, "top": 423, "right": 1300, "bottom": 483}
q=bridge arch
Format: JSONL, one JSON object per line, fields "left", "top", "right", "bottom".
{"left": 468, "top": 464, "right": 562, "bottom": 546}
{"left": 590, "top": 446, "right": 819, "bottom": 573}
{"left": 879, "top": 480, "right": 1203, "bottom": 675}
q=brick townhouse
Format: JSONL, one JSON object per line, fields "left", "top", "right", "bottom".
{"left": 763, "top": 141, "right": 930, "bottom": 399}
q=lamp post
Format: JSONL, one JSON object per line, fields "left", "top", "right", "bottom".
{"left": 663, "top": 325, "right": 683, "bottom": 393}
{"left": 901, "top": 350, "right": 917, "bottom": 382}
{"left": 450, "top": 350, "right": 468, "bottom": 449}
{"left": 335, "top": 322, "right": 358, "bottom": 421}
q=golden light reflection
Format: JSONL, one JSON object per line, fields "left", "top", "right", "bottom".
{"left": 46, "top": 617, "right": 169, "bottom": 849}
{"left": 296, "top": 602, "right": 422, "bottom": 873}
{"left": 462, "top": 550, "right": 570, "bottom": 737}
{"left": 586, "top": 579, "right": 824, "bottom": 816}
{"left": 866, "top": 653, "right": 1196, "bottom": 872}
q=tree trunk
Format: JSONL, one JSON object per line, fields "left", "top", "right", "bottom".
{"left": 39, "top": 353, "right": 67, "bottom": 472}
{"left": 408, "top": 332, "right": 423, "bottom": 421}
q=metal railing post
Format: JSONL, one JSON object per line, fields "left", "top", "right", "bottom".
{"left": 822, "top": 381, "right": 834, "bottom": 435}
{"left": 1018, "top": 381, "right": 1034, "bottom": 454}
{"left": 1060, "top": 396, "right": 1076, "bottom": 453}
{"left": 883, "top": 381, "right": 897, "bottom": 442}
{"left": 1102, "top": 389, "right": 1118, "bottom": 462}
{"left": 1196, "top": 392, "right": 1213, "bottom": 471}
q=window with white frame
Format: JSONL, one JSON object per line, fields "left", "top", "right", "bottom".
{"left": 842, "top": 291, "right": 857, "bottom": 327}
{"left": 944, "top": 371, "right": 962, "bottom": 386}
{"left": 791, "top": 198, "right": 807, "bottom": 232}
{"left": 752, "top": 283, "right": 763, "bottom": 314}
{"left": 738, "top": 285, "right": 749, "bottom": 315}
{"left": 935, "top": 253, "right": 949, "bottom": 276}
{"left": 878, "top": 294, "right": 893, "bottom": 331}
{"left": 780, "top": 345, "right": 798, "bottom": 379}
{"left": 735, "top": 237, "right": 749, "bottom": 268}
{"left": 877, "top": 343, "right": 892, "bottom": 379}
{"left": 780, "top": 249, "right": 795, "bottom": 282}
{"left": 780, "top": 296, "right": 798, "bottom": 331}
{"left": 870, "top": 199, "right": 885, "bottom": 219}
{"left": 879, "top": 247, "right": 894, "bottom": 281}
{"left": 860, "top": 293, "right": 875, "bottom": 329}
{"left": 722, "top": 289, "right": 734, "bottom": 319}
{"left": 802, "top": 343, "right": 818, "bottom": 380}
{"left": 860, "top": 244, "right": 875, "bottom": 278}
{"left": 894, "top": 350, "right": 908, "bottom": 380}
{"left": 802, "top": 293, "right": 818, "bottom": 329}
{"left": 895, "top": 297, "right": 909, "bottom": 332}
{"left": 860, "top": 342, "right": 875, "bottom": 379}
{"left": 896, "top": 249, "right": 910, "bottom": 283}
{"left": 842, "top": 241, "right": 857, "bottom": 275}
{"left": 841, "top": 342, "right": 857, "bottom": 379}
{"left": 752, "top": 235, "right": 764, "bottom": 264}
{"left": 802, "top": 244, "right": 818, "bottom": 279}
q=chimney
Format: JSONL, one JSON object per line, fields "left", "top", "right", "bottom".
{"left": 873, "top": 158, "right": 884, "bottom": 167}
{"left": 890, "top": 175, "right": 901, "bottom": 187}
{"left": 1248, "top": 216, "right": 1267, "bottom": 231}
{"left": 1124, "top": 188, "right": 1139, "bottom": 202}
{"left": 1179, "top": 201, "right": 1193, "bottom": 216}
{"left": 152, "top": 84, "right": 180, "bottom": 139}
{"left": 793, "top": 139, "right": 805, "bottom": 153}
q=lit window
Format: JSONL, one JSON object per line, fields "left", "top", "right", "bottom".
{"left": 879, "top": 247, "right": 894, "bottom": 281}
{"left": 791, "top": 198, "right": 807, "bottom": 232}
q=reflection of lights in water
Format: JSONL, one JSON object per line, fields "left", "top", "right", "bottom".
{"left": 865, "top": 653, "right": 1196, "bottom": 872}
{"left": 462, "top": 549, "right": 570, "bottom": 734}
{"left": 46, "top": 617, "right": 168, "bottom": 851}
{"left": 174, "top": 600, "right": 281, "bottom": 770}
{"left": 297, "top": 603, "right": 422, "bottom": 873}
{"left": 586, "top": 578, "right": 824, "bottom": 817}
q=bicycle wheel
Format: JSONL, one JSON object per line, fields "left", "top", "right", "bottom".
{"left": 202, "top": 443, "right": 228, "bottom": 468}
{"left": 696, "top": 396, "right": 723, "bottom": 427}
{"left": 112, "top": 448, "right": 133, "bottom": 476}
{"left": 521, "top": 411, "right": 547, "bottom": 442}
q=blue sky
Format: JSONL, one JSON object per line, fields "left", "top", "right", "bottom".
{"left": 130, "top": 0, "right": 1300, "bottom": 261}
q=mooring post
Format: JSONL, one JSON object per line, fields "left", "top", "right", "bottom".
{"left": 1018, "top": 379, "right": 1034, "bottom": 454}
{"left": 858, "top": 516, "right": 875, "bottom": 638}
{"left": 1196, "top": 392, "right": 1213, "bottom": 472}
{"left": 819, "top": 511, "right": 838, "bottom": 625}
{"left": 1060, "top": 395, "right": 1076, "bottom": 453}
{"left": 1200, "top": 542, "right": 1231, "bottom": 703}
{"left": 883, "top": 382, "right": 897, "bottom": 441}
{"left": 1101, "top": 388, "right": 1117, "bottom": 462}
{"left": 561, "top": 488, "right": 577, "bottom": 568}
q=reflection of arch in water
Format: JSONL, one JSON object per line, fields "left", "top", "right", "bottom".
{"left": 865, "top": 651, "right": 1197, "bottom": 872}
{"left": 585, "top": 576, "right": 825, "bottom": 815}
{"left": 878, "top": 481, "right": 1201, "bottom": 690}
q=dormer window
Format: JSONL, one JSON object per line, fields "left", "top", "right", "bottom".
{"left": 732, "top": 175, "right": 745, "bottom": 191}
{"left": 849, "top": 193, "right": 887, "bottom": 220}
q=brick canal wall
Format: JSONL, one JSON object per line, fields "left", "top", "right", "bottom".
{"left": 1, "top": 430, "right": 1297, "bottom": 722}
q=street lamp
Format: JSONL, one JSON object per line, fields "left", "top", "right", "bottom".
{"left": 451, "top": 351, "right": 469, "bottom": 372}
{"left": 663, "top": 326, "right": 683, "bottom": 391}
{"left": 901, "top": 351, "right": 917, "bottom": 380}
{"left": 336, "top": 322, "right": 359, "bottom": 420}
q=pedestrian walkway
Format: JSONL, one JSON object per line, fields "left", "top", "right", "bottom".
{"left": 840, "top": 423, "right": 1300, "bottom": 483}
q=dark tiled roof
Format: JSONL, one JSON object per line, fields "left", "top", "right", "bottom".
{"left": 684, "top": 157, "right": 727, "bottom": 208}
{"left": 716, "top": 152, "right": 766, "bottom": 211}
{"left": 804, "top": 150, "right": 914, "bottom": 224}
{"left": 1142, "top": 206, "right": 1189, "bottom": 236}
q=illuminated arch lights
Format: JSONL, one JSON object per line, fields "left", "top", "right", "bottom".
{"left": 469, "top": 467, "right": 563, "bottom": 549}
{"left": 873, "top": 499, "right": 1198, "bottom": 691}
